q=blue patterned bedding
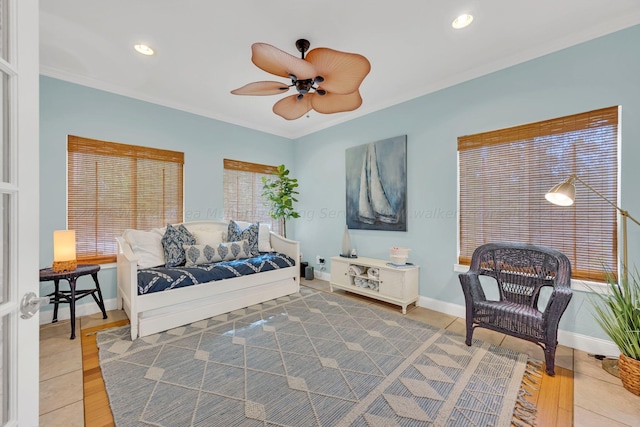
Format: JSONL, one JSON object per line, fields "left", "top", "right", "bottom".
{"left": 137, "top": 253, "right": 296, "bottom": 295}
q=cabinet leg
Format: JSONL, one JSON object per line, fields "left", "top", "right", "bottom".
{"left": 402, "top": 305, "right": 407, "bottom": 315}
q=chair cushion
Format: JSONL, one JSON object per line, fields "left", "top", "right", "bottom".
{"left": 474, "top": 300, "right": 544, "bottom": 339}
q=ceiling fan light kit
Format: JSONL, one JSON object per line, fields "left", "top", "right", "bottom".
{"left": 452, "top": 14, "right": 474, "bottom": 29}
{"left": 231, "top": 39, "right": 371, "bottom": 120}
{"left": 134, "top": 44, "right": 155, "bottom": 56}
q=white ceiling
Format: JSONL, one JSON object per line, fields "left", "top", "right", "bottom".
{"left": 40, "top": 1, "right": 640, "bottom": 139}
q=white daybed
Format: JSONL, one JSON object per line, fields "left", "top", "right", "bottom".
{"left": 116, "top": 220, "right": 300, "bottom": 340}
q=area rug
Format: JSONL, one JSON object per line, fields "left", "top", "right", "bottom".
{"left": 97, "top": 287, "right": 539, "bottom": 426}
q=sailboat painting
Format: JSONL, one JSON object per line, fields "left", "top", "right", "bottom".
{"left": 346, "top": 135, "right": 407, "bottom": 231}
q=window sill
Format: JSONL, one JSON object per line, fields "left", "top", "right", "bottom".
{"left": 100, "top": 262, "right": 117, "bottom": 270}
{"left": 76, "top": 262, "right": 116, "bottom": 270}
{"left": 453, "top": 264, "right": 609, "bottom": 294}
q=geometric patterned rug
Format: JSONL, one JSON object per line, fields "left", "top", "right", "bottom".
{"left": 97, "top": 287, "right": 538, "bottom": 426}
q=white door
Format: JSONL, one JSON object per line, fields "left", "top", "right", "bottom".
{"left": 0, "top": 0, "right": 39, "bottom": 425}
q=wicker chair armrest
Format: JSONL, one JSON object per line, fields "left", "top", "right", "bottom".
{"left": 542, "top": 286, "right": 573, "bottom": 325}
{"left": 458, "top": 271, "right": 487, "bottom": 302}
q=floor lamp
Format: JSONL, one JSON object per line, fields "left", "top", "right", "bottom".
{"left": 545, "top": 173, "right": 640, "bottom": 284}
{"left": 546, "top": 173, "right": 640, "bottom": 377}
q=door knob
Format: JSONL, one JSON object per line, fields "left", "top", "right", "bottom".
{"left": 20, "top": 292, "right": 50, "bottom": 319}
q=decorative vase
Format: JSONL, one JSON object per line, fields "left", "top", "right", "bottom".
{"left": 341, "top": 225, "right": 351, "bottom": 257}
{"left": 618, "top": 353, "right": 640, "bottom": 396}
{"left": 389, "top": 247, "right": 410, "bottom": 265}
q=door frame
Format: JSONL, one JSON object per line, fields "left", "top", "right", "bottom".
{"left": 8, "top": 0, "right": 39, "bottom": 425}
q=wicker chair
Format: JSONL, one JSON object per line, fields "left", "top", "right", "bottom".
{"left": 458, "top": 243, "right": 573, "bottom": 375}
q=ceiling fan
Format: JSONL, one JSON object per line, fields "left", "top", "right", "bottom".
{"left": 231, "top": 39, "right": 371, "bottom": 120}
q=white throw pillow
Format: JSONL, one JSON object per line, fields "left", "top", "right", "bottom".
{"left": 183, "top": 223, "right": 227, "bottom": 246}
{"left": 123, "top": 229, "right": 165, "bottom": 268}
{"left": 233, "top": 220, "right": 273, "bottom": 252}
{"left": 258, "top": 223, "right": 273, "bottom": 252}
{"left": 192, "top": 230, "right": 225, "bottom": 247}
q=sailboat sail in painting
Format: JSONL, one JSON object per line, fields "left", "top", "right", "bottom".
{"left": 358, "top": 143, "right": 398, "bottom": 224}
{"left": 346, "top": 135, "right": 407, "bottom": 231}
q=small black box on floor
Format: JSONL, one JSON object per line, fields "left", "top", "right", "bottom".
{"left": 300, "top": 261, "right": 308, "bottom": 278}
{"left": 305, "top": 266, "right": 315, "bottom": 280}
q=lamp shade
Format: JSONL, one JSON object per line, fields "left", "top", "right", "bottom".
{"left": 53, "top": 230, "right": 77, "bottom": 272}
{"left": 545, "top": 178, "right": 576, "bottom": 207}
{"left": 54, "top": 230, "right": 76, "bottom": 261}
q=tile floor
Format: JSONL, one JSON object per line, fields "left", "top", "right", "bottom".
{"left": 39, "top": 279, "right": 640, "bottom": 426}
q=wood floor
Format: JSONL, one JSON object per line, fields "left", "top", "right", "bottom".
{"left": 80, "top": 316, "right": 573, "bottom": 427}
{"left": 81, "top": 319, "right": 128, "bottom": 427}
{"left": 528, "top": 365, "right": 574, "bottom": 426}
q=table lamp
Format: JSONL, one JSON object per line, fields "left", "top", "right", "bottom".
{"left": 52, "top": 230, "right": 77, "bottom": 272}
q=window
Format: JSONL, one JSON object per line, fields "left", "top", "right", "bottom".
{"left": 458, "top": 106, "right": 618, "bottom": 281}
{"left": 68, "top": 136, "right": 184, "bottom": 263}
{"left": 223, "top": 159, "right": 281, "bottom": 234}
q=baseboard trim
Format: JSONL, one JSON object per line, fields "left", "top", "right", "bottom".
{"left": 39, "top": 298, "right": 119, "bottom": 325}
{"left": 314, "top": 270, "right": 331, "bottom": 281}
{"left": 43, "top": 293, "right": 619, "bottom": 356}
{"left": 417, "top": 295, "right": 466, "bottom": 319}
{"left": 417, "top": 295, "right": 619, "bottom": 356}
{"left": 556, "top": 329, "right": 619, "bottom": 357}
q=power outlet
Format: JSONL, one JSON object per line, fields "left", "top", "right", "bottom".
{"left": 316, "top": 255, "right": 326, "bottom": 272}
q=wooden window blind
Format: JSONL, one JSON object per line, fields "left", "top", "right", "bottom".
{"left": 458, "top": 106, "right": 619, "bottom": 281}
{"left": 223, "top": 159, "right": 282, "bottom": 234}
{"left": 68, "top": 136, "right": 184, "bottom": 263}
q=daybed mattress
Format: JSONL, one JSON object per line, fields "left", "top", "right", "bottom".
{"left": 137, "top": 252, "right": 296, "bottom": 295}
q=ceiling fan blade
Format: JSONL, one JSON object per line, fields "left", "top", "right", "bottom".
{"left": 273, "top": 94, "right": 313, "bottom": 120}
{"left": 310, "top": 91, "right": 363, "bottom": 114}
{"left": 231, "top": 81, "right": 290, "bottom": 96}
{"left": 305, "top": 48, "right": 371, "bottom": 95}
{"left": 251, "top": 43, "right": 317, "bottom": 80}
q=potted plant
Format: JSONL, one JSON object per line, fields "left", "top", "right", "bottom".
{"left": 591, "top": 268, "right": 640, "bottom": 396}
{"left": 262, "top": 164, "right": 300, "bottom": 238}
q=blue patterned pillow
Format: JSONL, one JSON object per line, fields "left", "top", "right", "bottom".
{"left": 227, "top": 220, "right": 259, "bottom": 256}
{"left": 183, "top": 240, "right": 251, "bottom": 266}
{"left": 161, "top": 224, "right": 196, "bottom": 267}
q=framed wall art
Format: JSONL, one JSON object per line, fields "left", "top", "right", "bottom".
{"left": 345, "top": 135, "right": 407, "bottom": 231}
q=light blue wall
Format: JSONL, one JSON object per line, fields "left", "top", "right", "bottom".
{"left": 292, "top": 25, "right": 640, "bottom": 341}
{"left": 39, "top": 77, "right": 294, "bottom": 310}
{"left": 39, "top": 25, "right": 640, "bottom": 342}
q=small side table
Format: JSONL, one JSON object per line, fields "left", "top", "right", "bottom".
{"left": 39, "top": 264, "right": 108, "bottom": 339}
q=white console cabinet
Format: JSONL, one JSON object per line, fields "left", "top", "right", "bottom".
{"left": 329, "top": 256, "right": 419, "bottom": 314}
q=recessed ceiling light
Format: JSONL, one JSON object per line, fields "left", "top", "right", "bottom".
{"left": 452, "top": 14, "right": 474, "bottom": 29}
{"left": 134, "top": 44, "right": 155, "bottom": 56}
